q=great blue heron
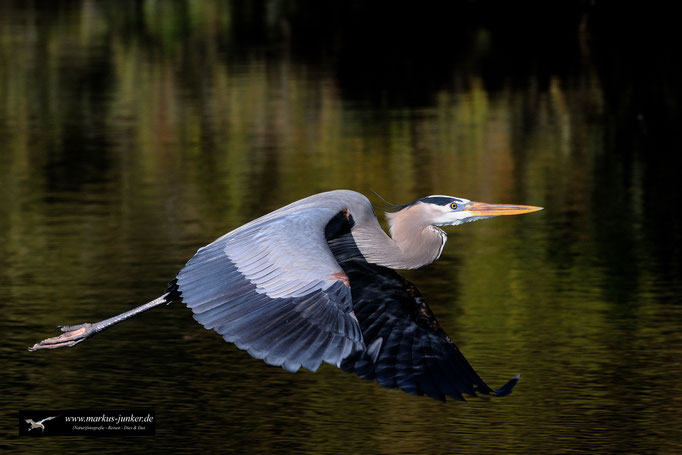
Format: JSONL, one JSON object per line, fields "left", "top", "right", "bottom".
{"left": 30, "top": 190, "right": 541, "bottom": 401}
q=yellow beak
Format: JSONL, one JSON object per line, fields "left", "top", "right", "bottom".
{"left": 467, "top": 201, "right": 543, "bottom": 217}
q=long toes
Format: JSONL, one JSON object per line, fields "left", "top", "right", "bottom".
{"left": 28, "top": 324, "right": 91, "bottom": 351}
{"left": 29, "top": 338, "right": 84, "bottom": 351}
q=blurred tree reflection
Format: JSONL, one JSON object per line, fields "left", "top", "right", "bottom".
{"left": 1, "top": 2, "right": 682, "bottom": 453}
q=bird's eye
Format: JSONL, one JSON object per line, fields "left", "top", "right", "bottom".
{"left": 450, "top": 202, "right": 458, "bottom": 210}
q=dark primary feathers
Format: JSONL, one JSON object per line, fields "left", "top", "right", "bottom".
{"left": 339, "top": 263, "right": 518, "bottom": 401}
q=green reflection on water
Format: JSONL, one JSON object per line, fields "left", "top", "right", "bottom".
{"left": 1, "top": 2, "right": 681, "bottom": 454}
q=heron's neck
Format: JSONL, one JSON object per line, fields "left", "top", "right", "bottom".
{"left": 351, "top": 215, "right": 447, "bottom": 270}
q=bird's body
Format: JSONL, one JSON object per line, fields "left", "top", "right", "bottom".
{"left": 30, "top": 190, "right": 541, "bottom": 401}
{"left": 25, "top": 416, "right": 57, "bottom": 432}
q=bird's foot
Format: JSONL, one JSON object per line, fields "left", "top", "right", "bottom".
{"left": 29, "top": 323, "right": 94, "bottom": 351}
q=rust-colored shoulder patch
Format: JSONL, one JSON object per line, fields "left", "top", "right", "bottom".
{"left": 331, "top": 271, "right": 350, "bottom": 287}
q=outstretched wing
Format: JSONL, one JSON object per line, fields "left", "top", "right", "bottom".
{"left": 326, "top": 228, "right": 519, "bottom": 401}
{"left": 38, "top": 416, "right": 58, "bottom": 424}
{"left": 176, "top": 204, "right": 365, "bottom": 373}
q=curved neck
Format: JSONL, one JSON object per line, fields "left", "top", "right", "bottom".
{"left": 351, "top": 211, "right": 447, "bottom": 270}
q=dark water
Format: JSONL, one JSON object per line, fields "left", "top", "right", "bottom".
{"left": 2, "top": 2, "right": 682, "bottom": 453}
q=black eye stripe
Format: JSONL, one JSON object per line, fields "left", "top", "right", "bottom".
{"left": 419, "top": 196, "right": 459, "bottom": 206}
{"left": 388, "top": 196, "right": 465, "bottom": 212}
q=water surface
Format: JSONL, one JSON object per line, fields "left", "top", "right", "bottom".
{"left": 2, "top": 2, "right": 681, "bottom": 454}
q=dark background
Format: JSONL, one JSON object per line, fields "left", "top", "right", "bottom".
{"left": 2, "top": 1, "right": 682, "bottom": 453}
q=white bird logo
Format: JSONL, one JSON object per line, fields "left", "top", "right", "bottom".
{"left": 24, "top": 415, "right": 58, "bottom": 432}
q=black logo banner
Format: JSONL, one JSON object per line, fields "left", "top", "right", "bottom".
{"left": 19, "top": 409, "right": 155, "bottom": 436}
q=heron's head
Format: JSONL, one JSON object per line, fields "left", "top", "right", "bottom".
{"left": 386, "top": 195, "right": 542, "bottom": 231}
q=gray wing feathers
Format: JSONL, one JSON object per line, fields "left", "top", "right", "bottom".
{"left": 177, "top": 198, "right": 367, "bottom": 372}
{"left": 227, "top": 208, "right": 343, "bottom": 298}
